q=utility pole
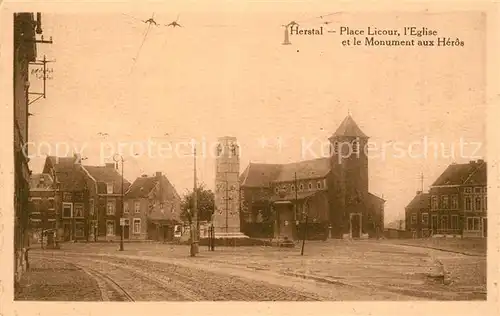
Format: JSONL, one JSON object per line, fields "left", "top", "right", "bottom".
{"left": 190, "top": 146, "right": 199, "bottom": 256}
{"left": 301, "top": 213, "right": 308, "bottom": 256}
{"left": 294, "top": 172, "right": 298, "bottom": 239}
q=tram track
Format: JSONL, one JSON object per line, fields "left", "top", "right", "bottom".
{"left": 30, "top": 254, "right": 135, "bottom": 301}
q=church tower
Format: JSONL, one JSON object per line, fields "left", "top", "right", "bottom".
{"left": 213, "top": 136, "right": 247, "bottom": 237}
{"left": 328, "top": 114, "right": 369, "bottom": 238}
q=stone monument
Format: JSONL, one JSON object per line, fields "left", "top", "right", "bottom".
{"left": 213, "top": 136, "right": 248, "bottom": 239}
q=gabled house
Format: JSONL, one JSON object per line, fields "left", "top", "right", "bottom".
{"left": 42, "top": 155, "right": 90, "bottom": 241}
{"left": 81, "top": 163, "right": 131, "bottom": 241}
{"left": 428, "top": 160, "right": 487, "bottom": 238}
{"left": 28, "top": 173, "right": 57, "bottom": 244}
{"left": 124, "top": 172, "right": 182, "bottom": 241}
{"left": 405, "top": 191, "right": 430, "bottom": 238}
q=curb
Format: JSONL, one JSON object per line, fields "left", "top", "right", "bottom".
{"left": 396, "top": 243, "right": 485, "bottom": 257}
{"left": 281, "top": 271, "right": 355, "bottom": 287}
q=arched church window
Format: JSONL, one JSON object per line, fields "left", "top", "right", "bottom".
{"left": 308, "top": 182, "right": 312, "bottom": 190}
{"left": 291, "top": 184, "right": 295, "bottom": 192}
{"left": 352, "top": 140, "right": 360, "bottom": 154}
{"left": 299, "top": 184, "right": 304, "bottom": 191}
{"left": 317, "top": 181, "right": 322, "bottom": 189}
{"left": 274, "top": 187, "right": 279, "bottom": 194}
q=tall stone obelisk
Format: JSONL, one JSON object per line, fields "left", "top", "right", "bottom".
{"left": 213, "top": 136, "right": 248, "bottom": 238}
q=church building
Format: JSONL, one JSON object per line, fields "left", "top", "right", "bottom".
{"left": 239, "top": 115, "right": 385, "bottom": 240}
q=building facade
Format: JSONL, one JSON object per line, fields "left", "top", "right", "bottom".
{"left": 405, "top": 191, "right": 430, "bottom": 238}
{"left": 28, "top": 173, "right": 57, "bottom": 244}
{"left": 125, "top": 172, "right": 182, "bottom": 241}
{"left": 240, "top": 115, "right": 385, "bottom": 240}
{"left": 82, "top": 163, "right": 131, "bottom": 241}
{"left": 405, "top": 160, "right": 487, "bottom": 238}
{"left": 14, "top": 12, "right": 45, "bottom": 284}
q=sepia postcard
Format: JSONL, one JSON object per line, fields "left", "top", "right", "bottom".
{"left": 0, "top": 0, "right": 499, "bottom": 316}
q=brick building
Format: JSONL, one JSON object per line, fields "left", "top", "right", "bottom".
{"left": 405, "top": 160, "right": 487, "bottom": 238}
{"left": 124, "top": 172, "right": 182, "bottom": 241}
{"left": 41, "top": 155, "right": 131, "bottom": 241}
{"left": 81, "top": 163, "right": 131, "bottom": 241}
{"left": 240, "top": 115, "right": 385, "bottom": 240}
{"left": 405, "top": 191, "right": 430, "bottom": 238}
{"left": 28, "top": 173, "right": 56, "bottom": 244}
{"left": 14, "top": 12, "right": 45, "bottom": 284}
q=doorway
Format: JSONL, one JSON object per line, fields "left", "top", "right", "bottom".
{"left": 431, "top": 215, "right": 438, "bottom": 235}
{"left": 123, "top": 219, "right": 130, "bottom": 239}
{"left": 483, "top": 218, "right": 487, "bottom": 237}
{"left": 350, "top": 213, "right": 361, "bottom": 238}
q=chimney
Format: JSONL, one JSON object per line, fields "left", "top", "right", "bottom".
{"left": 141, "top": 174, "right": 148, "bottom": 178}
{"left": 105, "top": 163, "right": 115, "bottom": 169}
{"left": 416, "top": 190, "right": 422, "bottom": 195}
{"left": 156, "top": 171, "right": 162, "bottom": 178}
{"left": 470, "top": 160, "right": 477, "bottom": 165}
{"left": 477, "top": 159, "right": 485, "bottom": 164}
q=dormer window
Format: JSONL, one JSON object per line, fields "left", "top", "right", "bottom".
{"left": 106, "top": 182, "right": 114, "bottom": 194}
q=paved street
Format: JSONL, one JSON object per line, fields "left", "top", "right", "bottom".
{"left": 18, "top": 240, "right": 486, "bottom": 301}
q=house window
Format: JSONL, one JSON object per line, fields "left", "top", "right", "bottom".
{"left": 483, "top": 187, "right": 487, "bottom": 193}
{"left": 106, "top": 182, "right": 114, "bottom": 194}
{"left": 107, "top": 199, "right": 116, "bottom": 215}
{"left": 74, "top": 192, "right": 84, "bottom": 200}
{"left": 411, "top": 213, "right": 417, "bottom": 224}
{"left": 474, "top": 187, "right": 482, "bottom": 193}
{"left": 475, "top": 196, "right": 482, "bottom": 210}
{"left": 89, "top": 199, "right": 95, "bottom": 216}
{"left": 75, "top": 222, "right": 85, "bottom": 237}
{"left": 421, "top": 213, "right": 429, "bottom": 225}
{"left": 451, "top": 195, "right": 458, "bottom": 209}
{"left": 74, "top": 203, "right": 84, "bottom": 218}
{"left": 464, "top": 187, "right": 472, "bottom": 194}
{"left": 62, "top": 203, "right": 72, "bottom": 218}
{"left": 124, "top": 201, "right": 129, "bottom": 213}
{"left": 441, "top": 195, "right": 449, "bottom": 209}
{"left": 484, "top": 196, "right": 487, "bottom": 210}
{"left": 308, "top": 183, "right": 312, "bottom": 190}
{"left": 106, "top": 220, "right": 115, "bottom": 236}
{"left": 467, "top": 217, "right": 480, "bottom": 231}
{"left": 133, "top": 219, "right": 141, "bottom": 234}
{"left": 440, "top": 215, "right": 448, "bottom": 230}
{"left": 465, "top": 197, "right": 472, "bottom": 211}
{"left": 431, "top": 196, "right": 438, "bottom": 209}
{"left": 134, "top": 201, "right": 141, "bottom": 213}
{"left": 451, "top": 215, "right": 458, "bottom": 230}
{"left": 63, "top": 192, "right": 72, "bottom": 201}
{"left": 48, "top": 198, "right": 55, "bottom": 210}
{"left": 352, "top": 140, "right": 360, "bottom": 154}
{"left": 317, "top": 181, "right": 322, "bottom": 189}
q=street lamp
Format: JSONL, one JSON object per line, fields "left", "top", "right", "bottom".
{"left": 113, "top": 154, "right": 125, "bottom": 252}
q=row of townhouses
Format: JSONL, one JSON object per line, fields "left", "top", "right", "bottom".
{"left": 405, "top": 159, "right": 487, "bottom": 238}
{"left": 28, "top": 154, "right": 182, "bottom": 243}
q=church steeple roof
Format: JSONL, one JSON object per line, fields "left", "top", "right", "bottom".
{"left": 332, "top": 115, "right": 368, "bottom": 138}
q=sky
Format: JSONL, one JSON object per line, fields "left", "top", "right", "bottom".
{"left": 26, "top": 8, "right": 486, "bottom": 223}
